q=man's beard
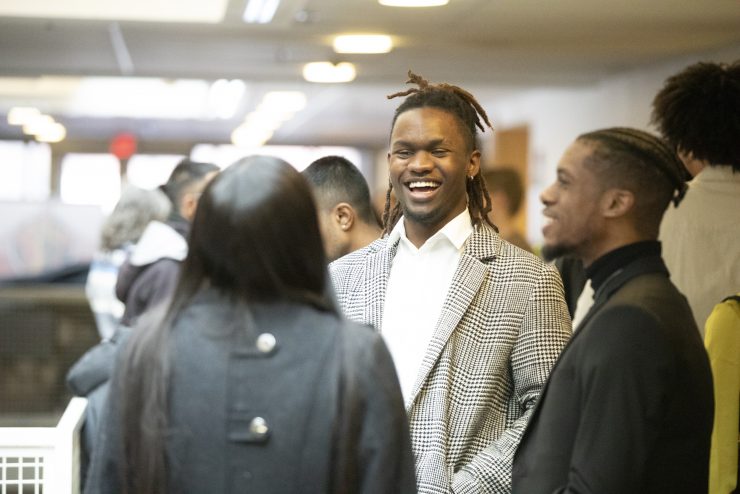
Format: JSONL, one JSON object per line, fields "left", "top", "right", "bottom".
{"left": 541, "top": 242, "right": 575, "bottom": 262}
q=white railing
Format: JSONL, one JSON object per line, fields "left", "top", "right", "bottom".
{"left": 0, "top": 397, "right": 87, "bottom": 494}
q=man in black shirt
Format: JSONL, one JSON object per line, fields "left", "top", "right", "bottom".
{"left": 512, "top": 127, "right": 714, "bottom": 494}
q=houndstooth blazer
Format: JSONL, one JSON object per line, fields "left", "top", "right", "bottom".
{"left": 330, "top": 223, "right": 571, "bottom": 494}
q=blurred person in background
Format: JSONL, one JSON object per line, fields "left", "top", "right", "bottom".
{"left": 70, "top": 185, "right": 170, "bottom": 487}
{"left": 85, "top": 185, "right": 171, "bottom": 340}
{"left": 483, "top": 167, "right": 533, "bottom": 253}
{"left": 86, "top": 156, "right": 416, "bottom": 494}
{"left": 302, "top": 155, "right": 382, "bottom": 262}
{"left": 703, "top": 293, "right": 740, "bottom": 494}
{"left": 653, "top": 60, "right": 740, "bottom": 336}
{"left": 115, "top": 158, "right": 218, "bottom": 327}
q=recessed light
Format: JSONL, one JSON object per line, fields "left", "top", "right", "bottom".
{"left": 303, "top": 62, "right": 356, "bottom": 83}
{"left": 378, "top": 0, "right": 448, "bottom": 6}
{"left": 7, "top": 107, "right": 40, "bottom": 126}
{"left": 243, "top": 0, "right": 281, "bottom": 23}
{"left": 22, "top": 114, "right": 55, "bottom": 136}
{"left": 36, "top": 122, "right": 67, "bottom": 143}
{"left": 333, "top": 34, "right": 393, "bottom": 54}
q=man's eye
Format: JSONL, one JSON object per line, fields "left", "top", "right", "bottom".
{"left": 395, "top": 150, "right": 412, "bottom": 158}
{"left": 432, "top": 149, "right": 448, "bottom": 157}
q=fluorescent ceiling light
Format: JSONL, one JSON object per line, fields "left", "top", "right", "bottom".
{"left": 333, "top": 34, "right": 393, "bottom": 54}
{"left": 303, "top": 62, "right": 357, "bottom": 83}
{"left": 35, "top": 122, "right": 67, "bottom": 143}
{"left": 243, "top": 0, "right": 281, "bottom": 23}
{"left": 378, "top": 0, "right": 448, "bottom": 6}
{"left": 7, "top": 107, "right": 40, "bottom": 126}
{"left": 0, "top": 0, "right": 228, "bottom": 23}
{"left": 22, "top": 114, "right": 55, "bottom": 136}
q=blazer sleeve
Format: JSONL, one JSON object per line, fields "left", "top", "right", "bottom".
{"left": 452, "top": 262, "right": 572, "bottom": 493}
{"left": 353, "top": 328, "right": 418, "bottom": 494}
{"left": 554, "top": 305, "right": 675, "bottom": 494}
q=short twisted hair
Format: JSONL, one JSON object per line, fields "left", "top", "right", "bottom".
{"left": 383, "top": 71, "right": 496, "bottom": 235}
{"left": 578, "top": 127, "right": 688, "bottom": 238}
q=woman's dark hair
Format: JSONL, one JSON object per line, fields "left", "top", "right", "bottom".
{"left": 119, "top": 156, "right": 332, "bottom": 494}
{"left": 651, "top": 60, "right": 740, "bottom": 171}
{"left": 382, "top": 71, "right": 497, "bottom": 235}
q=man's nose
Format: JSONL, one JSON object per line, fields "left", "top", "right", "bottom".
{"left": 540, "top": 182, "right": 556, "bottom": 205}
{"left": 408, "top": 151, "right": 434, "bottom": 172}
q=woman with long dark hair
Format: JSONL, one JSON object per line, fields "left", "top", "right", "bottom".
{"left": 85, "top": 156, "right": 416, "bottom": 494}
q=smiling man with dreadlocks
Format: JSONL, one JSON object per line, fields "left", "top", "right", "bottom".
{"left": 330, "top": 71, "right": 571, "bottom": 493}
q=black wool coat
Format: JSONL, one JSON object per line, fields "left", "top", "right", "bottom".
{"left": 512, "top": 255, "right": 714, "bottom": 494}
{"left": 85, "top": 289, "right": 417, "bottom": 494}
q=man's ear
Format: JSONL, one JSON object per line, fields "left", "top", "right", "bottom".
{"left": 180, "top": 193, "right": 198, "bottom": 222}
{"left": 468, "top": 149, "right": 481, "bottom": 178}
{"left": 600, "top": 188, "right": 634, "bottom": 218}
{"left": 334, "top": 203, "right": 355, "bottom": 232}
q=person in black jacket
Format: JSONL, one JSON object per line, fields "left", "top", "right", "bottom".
{"left": 86, "top": 155, "right": 416, "bottom": 494}
{"left": 512, "top": 128, "right": 714, "bottom": 494}
{"left": 115, "top": 159, "right": 218, "bottom": 326}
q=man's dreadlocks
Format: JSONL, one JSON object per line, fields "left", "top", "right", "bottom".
{"left": 383, "top": 71, "right": 496, "bottom": 235}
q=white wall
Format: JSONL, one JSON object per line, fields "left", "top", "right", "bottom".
{"left": 486, "top": 43, "right": 740, "bottom": 246}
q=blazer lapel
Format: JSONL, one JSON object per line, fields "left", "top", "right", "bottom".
{"left": 406, "top": 226, "right": 496, "bottom": 408}
{"left": 363, "top": 239, "right": 398, "bottom": 332}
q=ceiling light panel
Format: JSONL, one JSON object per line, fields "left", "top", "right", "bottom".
{"left": 0, "top": 76, "right": 248, "bottom": 120}
{"left": 0, "top": 0, "right": 229, "bottom": 23}
{"left": 333, "top": 34, "right": 393, "bottom": 54}
{"left": 378, "top": 0, "right": 448, "bottom": 6}
{"left": 303, "top": 62, "right": 356, "bottom": 83}
{"left": 243, "top": 0, "right": 281, "bottom": 23}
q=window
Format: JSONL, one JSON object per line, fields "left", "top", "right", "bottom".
{"left": 126, "top": 154, "right": 185, "bottom": 190}
{"left": 59, "top": 153, "right": 120, "bottom": 212}
{"left": 0, "top": 141, "right": 51, "bottom": 201}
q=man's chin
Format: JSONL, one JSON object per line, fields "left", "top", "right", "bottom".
{"left": 540, "top": 243, "right": 574, "bottom": 262}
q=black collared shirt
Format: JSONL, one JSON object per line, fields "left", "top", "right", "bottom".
{"left": 585, "top": 241, "right": 661, "bottom": 293}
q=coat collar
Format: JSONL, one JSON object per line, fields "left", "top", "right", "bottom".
{"left": 362, "top": 223, "right": 502, "bottom": 409}
{"left": 575, "top": 254, "right": 668, "bottom": 332}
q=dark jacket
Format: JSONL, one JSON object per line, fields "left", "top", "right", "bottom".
{"left": 66, "top": 326, "right": 132, "bottom": 489}
{"left": 85, "top": 289, "right": 417, "bottom": 494}
{"left": 115, "top": 217, "right": 189, "bottom": 326}
{"left": 513, "top": 254, "right": 714, "bottom": 494}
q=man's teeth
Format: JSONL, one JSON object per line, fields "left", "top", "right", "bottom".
{"left": 408, "top": 181, "right": 439, "bottom": 189}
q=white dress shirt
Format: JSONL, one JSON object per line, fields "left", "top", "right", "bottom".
{"left": 571, "top": 279, "right": 594, "bottom": 330}
{"left": 381, "top": 209, "right": 473, "bottom": 403}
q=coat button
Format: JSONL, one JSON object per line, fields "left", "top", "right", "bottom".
{"left": 256, "top": 333, "right": 276, "bottom": 353}
{"left": 249, "top": 416, "right": 269, "bottom": 435}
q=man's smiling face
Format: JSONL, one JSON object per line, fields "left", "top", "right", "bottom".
{"left": 388, "top": 107, "right": 479, "bottom": 245}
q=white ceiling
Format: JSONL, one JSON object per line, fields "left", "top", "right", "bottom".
{"left": 0, "top": 0, "right": 739, "bottom": 148}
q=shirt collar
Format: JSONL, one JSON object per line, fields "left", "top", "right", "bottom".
{"left": 693, "top": 164, "right": 740, "bottom": 183}
{"left": 585, "top": 240, "right": 661, "bottom": 292}
{"left": 388, "top": 208, "right": 473, "bottom": 250}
